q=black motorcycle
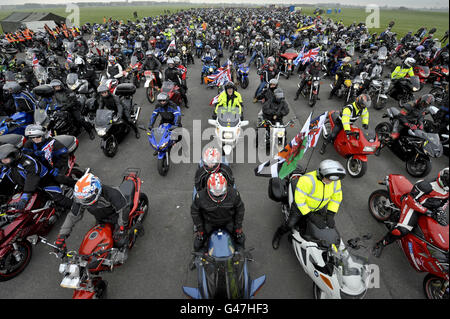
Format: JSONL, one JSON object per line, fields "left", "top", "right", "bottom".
{"left": 388, "top": 76, "right": 421, "bottom": 106}
{"left": 94, "top": 83, "right": 140, "bottom": 157}
{"left": 425, "top": 105, "right": 449, "bottom": 156}
{"left": 375, "top": 107, "right": 443, "bottom": 177}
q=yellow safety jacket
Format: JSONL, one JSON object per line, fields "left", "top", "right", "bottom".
{"left": 294, "top": 170, "right": 343, "bottom": 215}
{"left": 215, "top": 91, "right": 243, "bottom": 114}
{"left": 340, "top": 102, "right": 369, "bottom": 132}
{"left": 391, "top": 66, "right": 414, "bottom": 80}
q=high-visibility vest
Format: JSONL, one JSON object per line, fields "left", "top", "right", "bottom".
{"left": 6, "top": 34, "right": 16, "bottom": 43}
{"left": 294, "top": 170, "right": 343, "bottom": 215}
{"left": 215, "top": 91, "right": 243, "bottom": 114}
{"left": 340, "top": 102, "right": 369, "bottom": 131}
{"left": 15, "top": 32, "right": 25, "bottom": 42}
{"left": 391, "top": 66, "right": 414, "bottom": 80}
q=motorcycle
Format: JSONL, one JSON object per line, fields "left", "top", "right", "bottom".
{"left": 321, "top": 110, "right": 381, "bottom": 178}
{"left": 123, "top": 55, "right": 143, "bottom": 88}
{"left": 95, "top": 83, "right": 140, "bottom": 157}
{"left": 146, "top": 123, "right": 178, "bottom": 176}
{"left": 368, "top": 174, "right": 448, "bottom": 299}
{"left": 267, "top": 169, "right": 371, "bottom": 299}
{"left": 298, "top": 74, "right": 323, "bottom": 107}
{"left": 201, "top": 58, "right": 217, "bottom": 85}
{"left": 367, "top": 77, "right": 391, "bottom": 110}
{"left": 236, "top": 63, "right": 249, "bottom": 89}
{"left": 425, "top": 106, "right": 449, "bottom": 156}
{"left": 181, "top": 46, "right": 193, "bottom": 66}
{"left": 375, "top": 106, "right": 443, "bottom": 177}
{"left": 280, "top": 48, "right": 298, "bottom": 79}
{"left": 0, "top": 191, "right": 58, "bottom": 281}
{"left": 161, "top": 81, "right": 184, "bottom": 107}
{"left": 428, "top": 65, "right": 449, "bottom": 84}
{"left": 330, "top": 72, "right": 352, "bottom": 101}
{"left": 0, "top": 111, "right": 34, "bottom": 136}
{"left": 28, "top": 168, "right": 149, "bottom": 298}
{"left": 208, "top": 111, "right": 249, "bottom": 160}
{"left": 414, "top": 65, "right": 431, "bottom": 90}
{"left": 389, "top": 76, "right": 421, "bottom": 106}
{"left": 182, "top": 229, "right": 266, "bottom": 299}
{"left": 256, "top": 118, "right": 296, "bottom": 158}
{"left": 195, "top": 39, "right": 203, "bottom": 58}
{"left": 144, "top": 70, "right": 161, "bottom": 104}
{"left": 99, "top": 75, "right": 119, "bottom": 95}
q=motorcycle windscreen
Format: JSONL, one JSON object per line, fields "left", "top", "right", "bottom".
{"left": 95, "top": 109, "right": 113, "bottom": 128}
{"left": 218, "top": 111, "right": 240, "bottom": 127}
{"left": 408, "top": 76, "right": 421, "bottom": 91}
{"left": 130, "top": 55, "right": 138, "bottom": 67}
{"left": 204, "top": 231, "right": 245, "bottom": 299}
{"left": 151, "top": 125, "right": 170, "bottom": 146}
{"left": 332, "top": 248, "right": 369, "bottom": 298}
{"left": 34, "top": 109, "right": 49, "bottom": 127}
{"left": 161, "top": 81, "right": 175, "bottom": 94}
{"left": 414, "top": 130, "right": 443, "bottom": 156}
{"left": 378, "top": 46, "right": 388, "bottom": 60}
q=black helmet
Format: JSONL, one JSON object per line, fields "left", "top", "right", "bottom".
{"left": 416, "top": 94, "right": 435, "bottom": 109}
{"left": 224, "top": 81, "right": 236, "bottom": 91}
{"left": 0, "top": 144, "right": 22, "bottom": 167}
{"left": 355, "top": 94, "right": 371, "bottom": 109}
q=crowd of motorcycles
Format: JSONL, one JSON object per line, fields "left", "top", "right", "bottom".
{"left": 0, "top": 6, "right": 448, "bottom": 299}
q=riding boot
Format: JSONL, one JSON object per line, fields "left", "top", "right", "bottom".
{"left": 272, "top": 226, "right": 288, "bottom": 250}
{"left": 319, "top": 141, "right": 328, "bottom": 155}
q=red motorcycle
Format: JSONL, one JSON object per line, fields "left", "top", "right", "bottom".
{"left": 427, "top": 65, "right": 449, "bottom": 84}
{"left": 124, "top": 56, "right": 144, "bottom": 88}
{"left": 368, "top": 174, "right": 449, "bottom": 299}
{"left": 279, "top": 48, "right": 298, "bottom": 79}
{"left": 0, "top": 192, "right": 58, "bottom": 281}
{"left": 144, "top": 70, "right": 161, "bottom": 104}
{"left": 161, "top": 80, "right": 184, "bottom": 107}
{"left": 413, "top": 65, "right": 430, "bottom": 90}
{"left": 31, "top": 168, "right": 149, "bottom": 299}
{"left": 321, "top": 110, "right": 381, "bottom": 177}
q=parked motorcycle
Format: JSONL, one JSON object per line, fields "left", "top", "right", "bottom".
{"left": 146, "top": 123, "right": 179, "bottom": 176}
{"left": 321, "top": 111, "right": 381, "bottom": 177}
{"left": 182, "top": 229, "right": 266, "bottom": 299}
{"left": 267, "top": 170, "right": 371, "bottom": 299}
{"left": 389, "top": 76, "right": 421, "bottom": 106}
{"left": 368, "top": 174, "right": 448, "bottom": 299}
{"left": 144, "top": 70, "right": 161, "bottom": 104}
{"left": 28, "top": 168, "right": 149, "bottom": 298}
{"left": 236, "top": 63, "right": 249, "bottom": 89}
{"left": 367, "top": 77, "right": 391, "bottom": 110}
{"left": 375, "top": 107, "right": 443, "bottom": 177}
{"left": 256, "top": 118, "right": 296, "bottom": 158}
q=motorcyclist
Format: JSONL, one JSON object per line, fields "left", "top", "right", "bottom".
{"left": 148, "top": 92, "right": 182, "bottom": 143}
{"left": 2, "top": 81, "right": 37, "bottom": 113}
{"left": 372, "top": 167, "right": 449, "bottom": 257}
{"left": 256, "top": 78, "right": 278, "bottom": 103}
{"left": 23, "top": 124, "right": 76, "bottom": 187}
{"left": 390, "top": 94, "right": 435, "bottom": 140}
{"left": 106, "top": 55, "right": 124, "bottom": 83}
{"left": 248, "top": 35, "right": 265, "bottom": 66}
{"left": 320, "top": 94, "right": 371, "bottom": 154}
{"left": 164, "top": 58, "right": 189, "bottom": 108}
{"left": 0, "top": 143, "right": 73, "bottom": 211}
{"left": 50, "top": 79, "right": 95, "bottom": 140}
{"left": 253, "top": 58, "right": 279, "bottom": 103}
{"left": 97, "top": 84, "right": 140, "bottom": 139}
{"left": 214, "top": 81, "right": 243, "bottom": 119}
{"left": 391, "top": 57, "right": 415, "bottom": 80}
{"left": 261, "top": 88, "right": 290, "bottom": 124}
{"left": 328, "top": 56, "right": 354, "bottom": 99}
{"left": 142, "top": 50, "right": 162, "bottom": 88}
{"left": 191, "top": 172, "right": 245, "bottom": 251}
{"left": 272, "top": 159, "right": 346, "bottom": 249}
{"left": 54, "top": 172, "right": 131, "bottom": 252}
{"left": 294, "top": 57, "right": 324, "bottom": 100}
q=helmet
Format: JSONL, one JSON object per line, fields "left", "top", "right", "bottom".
{"left": 202, "top": 147, "right": 221, "bottom": 173}
{"left": 146, "top": 50, "right": 154, "bottom": 56}
{"left": 167, "top": 58, "right": 175, "bottom": 65}
{"left": 73, "top": 173, "right": 102, "bottom": 206}
{"left": 97, "top": 84, "right": 109, "bottom": 94}
{"left": 269, "top": 78, "right": 278, "bottom": 87}
{"left": 224, "top": 81, "right": 236, "bottom": 91}
{"left": 49, "top": 79, "right": 63, "bottom": 89}
{"left": 273, "top": 88, "right": 285, "bottom": 102}
{"left": 74, "top": 56, "right": 84, "bottom": 66}
{"left": 404, "top": 57, "right": 416, "bottom": 68}
{"left": 24, "top": 124, "right": 47, "bottom": 139}
{"left": 416, "top": 94, "right": 435, "bottom": 109}
{"left": 317, "top": 159, "right": 346, "bottom": 181}
{"left": 173, "top": 56, "right": 181, "bottom": 64}
{"left": 437, "top": 167, "right": 449, "bottom": 191}
{"left": 157, "top": 92, "right": 169, "bottom": 102}
{"left": 0, "top": 144, "right": 22, "bottom": 167}
{"left": 415, "top": 45, "right": 425, "bottom": 52}
{"left": 343, "top": 56, "right": 352, "bottom": 64}
{"left": 355, "top": 94, "right": 371, "bottom": 109}
{"left": 207, "top": 172, "right": 228, "bottom": 203}
{"left": 238, "top": 45, "right": 245, "bottom": 52}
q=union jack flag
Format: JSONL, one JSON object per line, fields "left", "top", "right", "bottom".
{"left": 299, "top": 47, "right": 320, "bottom": 65}
{"left": 66, "top": 52, "right": 73, "bottom": 63}
{"left": 32, "top": 54, "right": 39, "bottom": 66}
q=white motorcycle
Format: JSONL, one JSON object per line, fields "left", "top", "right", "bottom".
{"left": 268, "top": 171, "right": 371, "bottom": 299}
{"left": 208, "top": 110, "right": 248, "bottom": 159}
{"left": 256, "top": 117, "right": 296, "bottom": 158}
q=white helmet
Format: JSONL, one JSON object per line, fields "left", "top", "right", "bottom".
{"left": 318, "top": 159, "right": 346, "bottom": 181}
{"left": 404, "top": 57, "right": 416, "bottom": 68}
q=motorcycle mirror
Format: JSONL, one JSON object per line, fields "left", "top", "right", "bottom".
{"left": 241, "top": 120, "right": 249, "bottom": 127}
{"left": 208, "top": 119, "right": 216, "bottom": 125}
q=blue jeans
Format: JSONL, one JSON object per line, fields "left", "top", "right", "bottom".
{"left": 248, "top": 51, "right": 264, "bottom": 66}
{"left": 254, "top": 80, "right": 267, "bottom": 98}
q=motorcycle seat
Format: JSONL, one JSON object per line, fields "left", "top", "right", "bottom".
{"left": 119, "top": 179, "right": 135, "bottom": 206}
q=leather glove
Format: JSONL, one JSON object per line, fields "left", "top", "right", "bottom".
{"left": 55, "top": 234, "right": 67, "bottom": 253}
{"left": 13, "top": 193, "right": 30, "bottom": 210}
{"left": 50, "top": 168, "right": 60, "bottom": 177}
{"left": 425, "top": 209, "right": 437, "bottom": 219}
{"left": 113, "top": 225, "right": 128, "bottom": 245}
{"left": 235, "top": 228, "right": 244, "bottom": 239}
{"left": 195, "top": 231, "right": 204, "bottom": 242}
{"left": 362, "top": 124, "right": 369, "bottom": 130}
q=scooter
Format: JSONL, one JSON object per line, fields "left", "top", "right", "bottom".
{"left": 368, "top": 174, "right": 448, "bottom": 299}
{"left": 322, "top": 110, "right": 381, "bottom": 178}
{"left": 208, "top": 111, "right": 249, "bottom": 160}
{"left": 28, "top": 168, "right": 149, "bottom": 298}
{"left": 375, "top": 107, "right": 443, "bottom": 177}
{"left": 182, "top": 229, "right": 266, "bottom": 299}
{"left": 146, "top": 123, "right": 178, "bottom": 176}
{"left": 267, "top": 169, "right": 371, "bottom": 299}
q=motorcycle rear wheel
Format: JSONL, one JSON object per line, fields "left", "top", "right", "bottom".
{"left": 423, "top": 274, "right": 449, "bottom": 299}
{"left": 102, "top": 137, "right": 118, "bottom": 158}
{"left": 346, "top": 156, "right": 367, "bottom": 178}
{"left": 368, "top": 189, "right": 393, "bottom": 222}
{"left": 0, "top": 241, "right": 32, "bottom": 282}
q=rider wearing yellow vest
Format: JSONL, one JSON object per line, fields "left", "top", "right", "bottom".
{"left": 272, "top": 160, "right": 346, "bottom": 249}
{"left": 391, "top": 57, "right": 415, "bottom": 80}
{"left": 214, "top": 82, "right": 244, "bottom": 119}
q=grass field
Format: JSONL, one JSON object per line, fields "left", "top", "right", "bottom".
{"left": 0, "top": 4, "right": 448, "bottom": 43}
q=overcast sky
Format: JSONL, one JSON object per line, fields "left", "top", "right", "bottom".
{"left": 0, "top": 0, "right": 448, "bottom": 9}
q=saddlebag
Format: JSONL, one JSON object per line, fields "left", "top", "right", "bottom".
{"left": 268, "top": 177, "right": 288, "bottom": 202}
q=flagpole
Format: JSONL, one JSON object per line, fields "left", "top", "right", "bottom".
{"left": 302, "top": 109, "right": 316, "bottom": 173}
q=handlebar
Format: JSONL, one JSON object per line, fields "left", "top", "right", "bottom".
{"left": 259, "top": 117, "right": 297, "bottom": 128}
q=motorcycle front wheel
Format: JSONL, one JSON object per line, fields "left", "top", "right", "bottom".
{"left": 102, "top": 136, "right": 118, "bottom": 158}
{"left": 146, "top": 86, "right": 156, "bottom": 104}
{"left": 346, "top": 156, "right": 367, "bottom": 178}
{"left": 406, "top": 156, "right": 432, "bottom": 178}
{"left": 423, "top": 274, "right": 449, "bottom": 299}
{"left": 368, "top": 189, "right": 393, "bottom": 222}
{"left": 157, "top": 153, "right": 170, "bottom": 176}
{"left": 0, "top": 241, "right": 32, "bottom": 282}
{"left": 241, "top": 77, "right": 249, "bottom": 89}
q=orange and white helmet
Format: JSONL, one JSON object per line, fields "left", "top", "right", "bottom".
{"left": 207, "top": 173, "right": 227, "bottom": 203}
{"left": 202, "top": 147, "right": 221, "bottom": 173}
{"left": 73, "top": 173, "right": 102, "bottom": 206}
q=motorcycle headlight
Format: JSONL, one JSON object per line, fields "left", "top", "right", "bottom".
{"left": 60, "top": 276, "right": 81, "bottom": 289}
{"left": 363, "top": 146, "right": 376, "bottom": 152}
{"left": 159, "top": 142, "right": 168, "bottom": 150}
{"left": 209, "top": 67, "right": 214, "bottom": 72}
{"left": 223, "top": 132, "right": 233, "bottom": 139}
{"left": 277, "top": 131, "right": 285, "bottom": 138}
{"left": 288, "top": 59, "right": 292, "bottom": 63}
{"left": 59, "top": 263, "right": 68, "bottom": 274}
{"left": 413, "top": 87, "right": 419, "bottom": 92}
{"left": 96, "top": 127, "right": 107, "bottom": 137}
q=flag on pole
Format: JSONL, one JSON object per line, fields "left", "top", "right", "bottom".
{"left": 299, "top": 47, "right": 320, "bottom": 65}
{"left": 166, "top": 39, "right": 176, "bottom": 54}
{"left": 32, "top": 54, "right": 39, "bottom": 66}
{"left": 293, "top": 46, "right": 305, "bottom": 66}
{"left": 207, "top": 65, "right": 231, "bottom": 87}
{"left": 307, "top": 112, "right": 328, "bottom": 148}
{"left": 66, "top": 52, "right": 73, "bottom": 63}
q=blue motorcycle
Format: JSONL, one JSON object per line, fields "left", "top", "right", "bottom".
{"left": 147, "top": 122, "right": 177, "bottom": 176}
{"left": 0, "top": 111, "right": 33, "bottom": 136}
{"left": 195, "top": 39, "right": 203, "bottom": 58}
{"left": 201, "top": 57, "right": 217, "bottom": 85}
{"left": 236, "top": 63, "right": 249, "bottom": 89}
{"left": 182, "top": 229, "right": 266, "bottom": 299}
